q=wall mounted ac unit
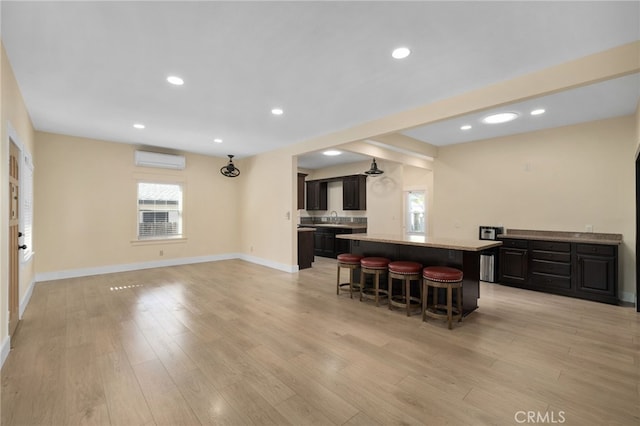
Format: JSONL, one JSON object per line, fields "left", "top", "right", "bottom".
{"left": 134, "top": 150, "right": 186, "bottom": 170}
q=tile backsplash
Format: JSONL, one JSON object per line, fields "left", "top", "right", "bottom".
{"left": 300, "top": 216, "right": 367, "bottom": 225}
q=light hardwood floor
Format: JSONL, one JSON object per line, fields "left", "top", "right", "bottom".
{"left": 2, "top": 257, "right": 639, "bottom": 425}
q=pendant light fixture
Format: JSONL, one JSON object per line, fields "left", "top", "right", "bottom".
{"left": 364, "top": 158, "right": 383, "bottom": 176}
{"left": 220, "top": 155, "right": 240, "bottom": 178}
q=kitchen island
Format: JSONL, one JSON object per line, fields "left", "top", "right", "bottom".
{"left": 337, "top": 234, "right": 502, "bottom": 315}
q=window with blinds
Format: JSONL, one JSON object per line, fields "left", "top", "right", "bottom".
{"left": 137, "top": 182, "right": 183, "bottom": 239}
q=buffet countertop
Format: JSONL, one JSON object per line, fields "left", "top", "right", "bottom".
{"left": 499, "top": 229, "right": 622, "bottom": 245}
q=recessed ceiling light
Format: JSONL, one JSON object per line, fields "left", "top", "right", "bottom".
{"left": 392, "top": 47, "right": 411, "bottom": 59}
{"left": 271, "top": 108, "right": 284, "bottom": 115}
{"left": 214, "top": 138, "right": 223, "bottom": 143}
{"left": 531, "top": 108, "right": 546, "bottom": 116}
{"left": 167, "top": 76, "right": 184, "bottom": 85}
{"left": 133, "top": 123, "right": 145, "bottom": 129}
{"left": 482, "top": 112, "right": 519, "bottom": 124}
{"left": 460, "top": 125, "right": 472, "bottom": 130}
{"left": 323, "top": 150, "right": 342, "bottom": 156}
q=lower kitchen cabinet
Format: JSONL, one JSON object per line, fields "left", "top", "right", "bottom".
{"left": 575, "top": 244, "right": 617, "bottom": 304}
{"left": 313, "top": 226, "right": 366, "bottom": 258}
{"left": 498, "top": 239, "right": 528, "bottom": 285}
{"left": 498, "top": 237, "right": 619, "bottom": 305}
{"left": 314, "top": 229, "right": 335, "bottom": 258}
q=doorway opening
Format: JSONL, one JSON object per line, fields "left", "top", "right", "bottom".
{"left": 405, "top": 190, "right": 426, "bottom": 236}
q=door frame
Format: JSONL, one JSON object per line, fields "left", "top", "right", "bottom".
{"left": 8, "top": 140, "right": 21, "bottom": 337}
{"left": 636, "top": 152, "right": 640, "bottom": 312}
{"left": 5, "top": 122, "right": 27, "bottom": 340}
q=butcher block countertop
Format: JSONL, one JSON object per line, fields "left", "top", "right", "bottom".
{"left": 336, "top": 233, "right": 502, "bottom": 252}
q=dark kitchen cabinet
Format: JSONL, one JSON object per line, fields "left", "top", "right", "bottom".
{"left": 498, "top": 239, "right": 528, "bottom": 285}
{"left": 529, "top": 240, "right": 572, "bottom": 294}
{"left": 342, "top": 175, "right": 367, "bottom": 210}
{"left": 313, "top": 226, "right": 366, "bottom": 258}
{"left": 498, "top": 237, "right": 619, "bottom": 305}
{"left": 313, "top": 228, "right": 336, "bottom": 257}
{"left": 297, "top": 229, "right": 314, "bottom": 270}
{"left": 305, "top": 180, "right": 327, "bottom": 211}
{"left": 297, "top": 173, "right": 307, "bottom": 210}
{"left": 575, "top": 244, "right": 617, "bottom": 304}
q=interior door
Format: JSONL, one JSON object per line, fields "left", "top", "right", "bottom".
{"left": 9, "top": 142, "right": 20, "bottom": 336}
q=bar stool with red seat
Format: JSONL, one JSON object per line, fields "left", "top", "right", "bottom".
{"left": 336, "top": 253, "right": 364, "bottom": 298}
{"left": 422, "top": 266, "right": 464, "bottom": 329}
{"left": 388, "top": 261, "right": 423, "bottom": 316}
{"left": 359, "top": 257, "right": 391, "bottom": 307}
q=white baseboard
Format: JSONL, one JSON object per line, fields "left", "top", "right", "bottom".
{"left": 237, "top": 254, "right": 298, "bottom": 273}
{"left": 35, "top": 253, "right": 298, "bottom": 283}
{"left": 19, "top": 278, "right": 35, "bottom": 318}
{"left": 619, "top": 291, "right": 635, "bottom": 304}
{"left": 1, "top": 335, "right": 10, "bottom": 368}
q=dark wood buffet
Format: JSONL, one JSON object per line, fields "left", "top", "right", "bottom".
{"left": 498, "top": 230, "right": 621, "bottom": 305}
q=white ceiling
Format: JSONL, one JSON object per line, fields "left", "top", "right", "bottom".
{"left": 2, "top": 1, "right": 639, "bottom": 167}
{"left": 403, "top": 73, "right": 640, "bottom": 146}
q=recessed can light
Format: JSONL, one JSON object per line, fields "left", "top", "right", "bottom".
{"left": 214, "top": 138, "right": 223, "bottom": 143}
{"left": 323, "top": 150, "right": 342, "bottom": 156}
{"left": 482, "top": 112, "right": 519, "bottom": 124}
{"left": 531, "top": 108, "right": 546, "bottom": 116}
{"left": 392, "top": 47, "right": 411, "bottom": 59}
{"left": 167, "top": 76, "right": 184, "bottom": 85}
{"left": 460, "top": 125, "right": 472, "bottom": 130}
{"left": 271, "top": 108, "right": 284, "bottom": 115}
{"left": 133, "top": 123, "right": 145, "bottom": 129}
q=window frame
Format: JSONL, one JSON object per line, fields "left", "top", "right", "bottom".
{"left": 135, "top": 180, "right": 185, "bottom": 241}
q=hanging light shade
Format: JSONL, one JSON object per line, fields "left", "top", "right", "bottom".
{"left": 220, "top": 155, "right": 240, "bottom": 178}
{"left": 364, "top": 158, "right": 383, "bottom": 176}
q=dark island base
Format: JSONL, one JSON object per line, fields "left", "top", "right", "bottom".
{"left": 347, "top": 240, "right": 481, "bottom": 316}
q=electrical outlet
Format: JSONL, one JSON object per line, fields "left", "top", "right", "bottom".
{"left": 159, "top": 249, "right": 164, "bottom": 256}
{"left": 585, "top": 225, "right": 593, "bottom": 233}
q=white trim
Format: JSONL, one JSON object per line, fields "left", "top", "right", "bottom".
{"left": 237, "top": 254, "right": 299, "bottom": 273}
{"left": 35, "top": 253, "right": 298, "bottom": 282}
{"left": 619, "top": 291, "right": 635, "bottom": 303}
{"left": 19, "top": 278, "right": 35, "bottom": 318}
{"left": 1, "top": 336, "right": 10, "bottom": 368}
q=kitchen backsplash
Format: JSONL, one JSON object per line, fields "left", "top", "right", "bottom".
{"left": 300, "top": 216, "right": 367, "bottom": 225}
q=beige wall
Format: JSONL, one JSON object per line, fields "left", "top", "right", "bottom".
{"left": 433, "top": 115, "right": 636, "bottom": 301}
{"left": 1, "top": 43, "right": 36, "bottom": 350}
{"left": 34, "top": 132, "right": 240, "bottom": 275}
{"left": 237, "top": 150, "right": 296, "bottom": 268}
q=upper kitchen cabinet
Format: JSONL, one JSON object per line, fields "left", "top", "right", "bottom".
{"left": 306, "top": 180, "right": 327, "bottom": 210}
{"left": 297, "top": 173, "right": 307, "bottom": 210}
{"left": 342, "top": 175, "right": 367, "bottom": 210}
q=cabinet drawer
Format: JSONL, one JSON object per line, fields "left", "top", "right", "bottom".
{"left": 530, "top": 250, "right": 571, "bottom": 263}
{"left": 530, "top": 240, "right": 570, "bottom": 252}
{"left": 576, "top": 244, "right": 615, "bottom": 256}
{"left": 499, "top": 238, "right": 528, "bottom": 249}
{"left": 530, "top": 272, "right": 572, "bottom": 290}
{"left": 531, "top": 259, "right": 571, "bottom": 276}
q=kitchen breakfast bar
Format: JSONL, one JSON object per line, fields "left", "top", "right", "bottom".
{"left": 337, "top": 234, "right": 502, "bottom": 316}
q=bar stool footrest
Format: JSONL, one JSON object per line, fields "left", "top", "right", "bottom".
{"left": 389, "top": 296, "right": 421, "bottom": 309}
{"left": 424, "top": 305, "right": 462, "bottom": 320}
